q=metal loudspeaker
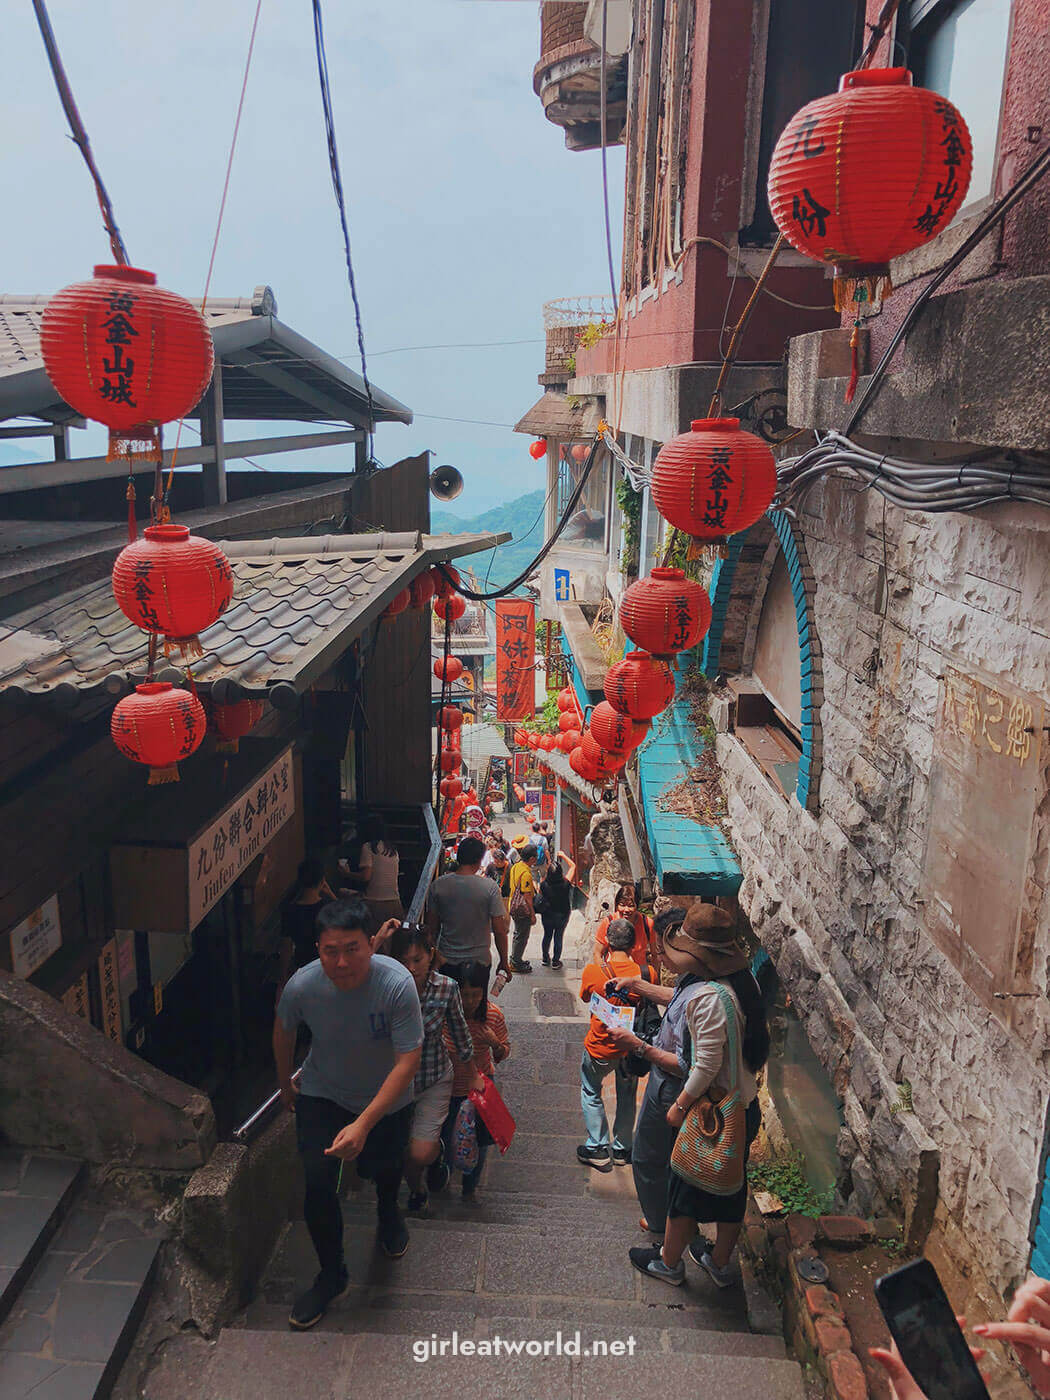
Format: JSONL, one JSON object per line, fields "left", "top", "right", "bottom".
{"left": 430, "top": 464, "right": 464, "bottom": 502}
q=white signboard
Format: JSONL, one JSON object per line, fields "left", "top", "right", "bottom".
{"left": 589, "top": 991, "right": 636, "bottom": 1034}
{"left": 187, "top": 747, "right": 295, "bottom": 931}
{"left": 10, "top": 895, "right": 62, "bottom": 979}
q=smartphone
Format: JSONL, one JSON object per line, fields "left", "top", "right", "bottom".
{"left": 874, "top": 1259, "right": 989, "bottom": 1400}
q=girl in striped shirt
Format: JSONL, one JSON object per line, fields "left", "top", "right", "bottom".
{"left": 441, "top": 961, "right": 511, "bottom": 1200}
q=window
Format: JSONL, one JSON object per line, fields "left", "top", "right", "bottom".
{"left": 907, "top": 0, "right": 1011, "bottom": 205}
{"left": 742, "top": 0, "right": 864, "bottom": 245}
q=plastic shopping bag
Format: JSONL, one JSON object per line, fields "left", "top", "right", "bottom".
{"left": 468, "top": 1075, "right": 516, "bottom": 1155}
{"left": 451, "top": 1098, "right": 479, "bottom": 1173}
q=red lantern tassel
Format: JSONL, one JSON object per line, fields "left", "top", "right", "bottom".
{"left": 109, "top": 424, "right": 163, "bottom": 464}
{"left": 126, "top": 479, "right": 137, "bottom": 542}
{"left": 164, "top": 636, "right": 205, "bottom": 660}
{"left": 845, "top": 324, "right": 861, "bottom": 405}
{"left": 148, "top": 763, "right": 181, "bottom": 785}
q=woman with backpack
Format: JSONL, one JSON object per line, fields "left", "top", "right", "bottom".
{"left": 606, "top": 903, "right": 769, "bottom": 1288}
{"left": 537, "top": 850, "right": 577, "bottom": 969}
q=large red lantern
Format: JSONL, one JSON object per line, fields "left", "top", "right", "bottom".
{"left": 557, "top": 688, "right": 576, "bottom": 712}
{"left": 619, "top": 568, "right": 712, "bottom": 658}
{"left": 768, "top": 68, "right": 972, "bottom": 309}
{"left": 558, "top": 727, "right": 581, "bottom": 753}
{"left": 434, "top": 656, "right": 464, "bottom": 683}
{"left": 651, "top": 419, "right": 776, "bottom": 544}
{"left": 111, "top": 682, "right": 206, "bottom": 784}
{"left": 439, "top": 748, "right": 461, "bottom": 774}
{"left": 112, "top": 523, "right": 234, "bottom": 656}
{"left": 604, "top": 651, "right": 676, "bottom": 719}
{"left": 383, "top": 588, "right": 411, "bottom": 617}
{"left": 431, "top": 565, "right": 460, "bottom": 600}
{"left": 581, "top": 731, "right": 626, "bottom": 777}
{"left": 590, "top": 700, "right": 648, "bottom": 754}
{"left": 569, "top": 745, "right": 600, "bottom": 782}
{"left": 440, "top": 776, "right": 463, "bottom": 799}
{"left": 40, "top": 265, "right": 214, "bottom": 463}
{"left": 529, "top": 440, "right": 547, "bottom": 460}
{"left": 438, "top": 706, "right": 464, "bottom": 730}
{"left": 211, "top": 698, "right": 264, "bottom": 753}
{"left": 434, "top": 594, "right": 467, "bottom": 623}
{"left": 410, "top": 572, "right": 436, "bottom": 609}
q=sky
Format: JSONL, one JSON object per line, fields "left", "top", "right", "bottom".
{"left": 4, "top": 0, "right": 624, "bottom": 514}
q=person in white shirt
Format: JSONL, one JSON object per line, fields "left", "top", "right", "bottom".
{"left": 344, "top": 814, "right": 402, "bottom": 927}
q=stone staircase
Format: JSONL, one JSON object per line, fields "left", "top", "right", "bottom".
{"left": 139, "top": 917, "right": 806, "bottom": 1399}
{"left": 0, "top": 1148, "right": 164, "bottom": 1399}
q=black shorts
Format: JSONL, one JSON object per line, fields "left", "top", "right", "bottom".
{"left": 295, "top": 1093, "right": 412, "bottom": 1179}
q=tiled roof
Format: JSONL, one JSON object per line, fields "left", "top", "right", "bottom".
{"left": 0, "top": 531, "right": 504, "bottom": 703}
{"left": 514, "top": 391, "right": 603, "bottom": 439}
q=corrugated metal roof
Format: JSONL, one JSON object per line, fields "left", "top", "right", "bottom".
{"left": 0, "top": 286, "right": 412, "bottom": 428}
{"left": 514, "top": 391, "right": 603, "bottom": 439}
{"left": 0, "top": 530, "right": 504, "bottom": 702}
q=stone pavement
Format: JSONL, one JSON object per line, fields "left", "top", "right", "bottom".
{"left": 141, "top": 910, "right": 805, "bottom": 1399}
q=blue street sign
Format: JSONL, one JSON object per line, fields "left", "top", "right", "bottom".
{"left": 554, "top": 568, "right": 570, "bottom": 602}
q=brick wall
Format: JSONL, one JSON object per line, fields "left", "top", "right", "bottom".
{"left": 540, "top": 1, "right": 588, "bottom": 56}
{"left": 546, "top": 324, "right": 584, "bottom": 374}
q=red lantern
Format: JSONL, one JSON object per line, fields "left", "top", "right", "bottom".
{"left": 112, "top": 523, "right": 234, "bottom": 656}
{"left": 589, "top": 701, "right": 648, "bottom": 754}
{"left": 440, "top": 776, "right": 463, "bottom": 799}
{"left": 651, "top": 419, "right": 776, "bottom": 544}
{"left": 558, "top": 728, "right": 581, "bottom": 753}
{"left": 558, "top": 711, "right": 577, "bottom": 732}
{"left": 604, "top": 651, "right": 676, "bottom": 719}
{"left": 540, "top": 733, "right": 558, "bottom": 752}
{"left": 768, "top": 68, "right": 972, "bottom": 309}
{"left": 383, "top": 588, "right": 411, "bottom": 617}
{"left": 431, "top": 564, "right": 460, "bottom": 599}
{"left": 529, "top": 440, "right": 547, "bottom": 460}
{"left": 434, "top": 594, "right": 467, "bottom": 623}
{"left": 569, "top": 745, "right": 600, "bottom": 782}
{"left": 434, "top": 656, "right": 464, "bottom": 682}
{"left": 557, "top": 688, "right": 575, "bottom": 712}
{"left": 211, "top": 698, "right": 264, "bottom": 753}
{"left": 438, "top": 706, "right": 464, "bottom": 730}
{"left": 40, "top": 265, "right": 214, "bottom": 463}
{"left": 447, "top": 725, "right": 462, "bottom": 751}
{"left": 111, "top": 682, "right": 206, "bottom": 784}
{"left": 619, "top": 568, "right": 712, "bottom": 658}
{"left": 571, "top": 442, "right": 590, "bottom": 464}
{"left": 439, "top": 748, "right": 461, "bottom": 774}
{"left": 410, "top": 572, "right": 436, "bottom": 609}
{"left": 581, "top": 732, "right": 627, "bottom": 777}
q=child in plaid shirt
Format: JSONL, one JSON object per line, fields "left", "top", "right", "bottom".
{"left": 388, "top": 925, "right": 476, "bottom": 1214}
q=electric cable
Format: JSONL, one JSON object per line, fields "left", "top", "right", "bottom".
{"left": 311, "top": 0, "right": 377, "bottom": 460}
{"left": 599, "top": 0, "right": 619, "bottom": 308}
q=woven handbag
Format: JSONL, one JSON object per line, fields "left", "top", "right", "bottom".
{"left": 670, "top": 982, "right": 746, "bottom": 1197}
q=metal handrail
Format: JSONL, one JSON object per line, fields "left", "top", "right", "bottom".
{"left": 231, "top": 803, "right": 441, "bottom": 1143}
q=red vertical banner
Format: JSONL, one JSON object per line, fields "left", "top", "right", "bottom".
{"left": 540, "top": 791, "right": 555, "bottom": 823}
{"left": 495, "top": 599, "right": 535, "bottom": 721}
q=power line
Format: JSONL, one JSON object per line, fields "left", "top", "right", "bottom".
{"left": 599, "top": 0, "right": 619, "bottom": 308}
{"left": 311, "top": 0, "right": 376, "bottom": 459}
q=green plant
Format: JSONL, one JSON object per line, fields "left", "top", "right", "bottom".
{"left": 578, "top": 319, "right": 614, "bottom": 350}
{"left": 749, "top": 1151, "right": 835, "bottom": 1219}
{"left": 520, "top": 692, "right": 561, "bottom": 735}
{"left": 878, "top": 1232, "right": 906, "bottom": 1259}
{"left": 615, "top": 477, "right": 641, "bottom": 577}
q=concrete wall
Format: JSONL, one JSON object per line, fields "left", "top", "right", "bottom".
{"left": 0, "top": 970, "right": 215, "bottom": 1171}
{"left": 713, "top": 477, "right": 1050, "bottom": 1298}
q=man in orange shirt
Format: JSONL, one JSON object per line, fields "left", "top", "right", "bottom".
{"left": 577, "top": 920, "right": 644, "bottom": 1171}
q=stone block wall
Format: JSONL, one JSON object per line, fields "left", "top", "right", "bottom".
{"left": 715, "top": 478, "right": 1050, "bottom": 1299}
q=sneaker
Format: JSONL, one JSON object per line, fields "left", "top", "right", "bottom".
{"left": 687, "top": 1237, "right": 714, "bottom": 1266}
{"left": 629, "top": 1245, "right": 684, "bottom": 1286}
{"left": 576, "top": 1144, "right": 613, "bottom": 1173}
{"left": 288, "top": 1267, "right": 350, "bottom": 1329}
{"left": 551, "top": 960, "right": 564, "bottom": 969}
{"left": 611, "top": 1147, "right": 632, "bottom": 1165}
{"left": 695, "top": 1248, "right": 736, "bottom": 1289}
{"left": 426, "top": 1146, "right": 450, "bottom": 1193}
{"left": 378, "top": 1210, "right": 409, "bottom": 1259}
{"left": 406, "top": 1189, "right": 428, "bottom": 1214}
{"left": 509, "top": 960, "right": 532, "bottom": 973}
{"left": 541, "top": 955, "right": 551, "bottom": 966}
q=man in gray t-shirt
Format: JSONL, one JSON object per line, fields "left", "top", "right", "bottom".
{"left": 425, "top": 835, "right": 511, "bottom": 979}
{"left": 273, "top": 897, "right": 423, "bottom": 1331}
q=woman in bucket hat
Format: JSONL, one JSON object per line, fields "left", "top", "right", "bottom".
{"left": 605, "top": 903, "right": 769, "bottom": 1287}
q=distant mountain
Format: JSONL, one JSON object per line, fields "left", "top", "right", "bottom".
{"left": 431, "top": 489, "right": 547, "bottom": 592}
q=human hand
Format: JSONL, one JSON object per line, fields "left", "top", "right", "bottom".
{"left": 279, "top": 1080, "right": 299, "bottom": 1113}
{"left": 372, "top": 918, "right": 401, "bottom": 951}
{"left": 607, "top": 976, "right": 638, "bottom": 995}
{"left": 666, "top": 1101, "right": 687, "bottom": 1129}
{"left": 975, "top": 1277, "right": 1050, "bottom": 1395}
{"left": 497, "top": 960, "right": 513, "bottom": 983}
{"left": 469, "top": 1070, "right": 485, "bottom": 1094}
{"left": 325, "top": 1118, "right": 370, "bottom": 1161}
{"left": 605, "top": 1024, "right": 640, "bottom": 1051}
{"left": 870, "top": 1321, "right": 985, "bottom": 1400}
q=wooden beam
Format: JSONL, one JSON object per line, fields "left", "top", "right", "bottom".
{"left": 224, "top": 349, "right": 362, "bottom": 424}
{"left": 0, "top": 428, "right": 364, "bottom": 494}
{"left": 198, "top": 362, "right": 227, "bottom": 506}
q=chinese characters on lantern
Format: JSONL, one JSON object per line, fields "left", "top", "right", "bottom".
{"left": 99, "top": 286, "right": 139, "bottom": 410}
{"left": 703, "top": 447, "right": 734, "bottom": 532}
{"left": 914, "top": 102, "right": 968, "bottom": 237}
{"left": 495, "top": 599, "right": 535, "bottom": 721}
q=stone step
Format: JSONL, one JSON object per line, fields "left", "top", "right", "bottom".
{"left": 0, "top": 1149, "right": 84, "bottom": 1324}
{"left": 143, "top": 1329, "right": 804, "bottom": 1400}
{"left": 0, "top": 1188, "right": 165, "bottom": 1400}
